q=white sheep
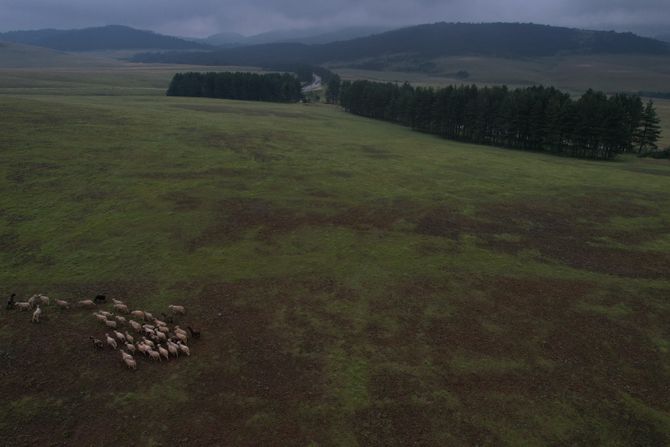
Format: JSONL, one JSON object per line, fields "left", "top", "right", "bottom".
{"left": 120, "top": 349, "right": 133, "bottom": 361}
{"left": 168, "top": 305, "right": 186, "bottom": 315}
{"left": 121, "top": 355, "right": 137, "bottom": 370}
{"left": 27, "top": 295, "right": 38, "bottom": 308}
{"left": 32, "top": 305, "right": 42, "bottom": 323}
{"left": 158, "top": 346, "right": 169, "bottom": 361}
{"left": 124, "top": 331, "right": 134, "bottom": 344}
{"left": 125, "top": 343, "right": 136, "bottom": 354}
{"left": 177, "top": 341, "right": 190, "bottom": 357}
{"left": 78, "top": 299, "right": 95, "bottom": 308}
{"left": 144, "top": 311, "right": 154, "bottom": 321}
{"left": 94, "top": 313, "right": 107, "bottom": 323}
{"left": 156, "top": 331, "right": 167, "bottom": 342}
{"left": 15, "top": 302, "right": 31, "bottom": 311}
{"left": 112, "top": 299, "right": 124, "bottom": 305}
{"left": 130, "top": 310, "right": 145, "bottom": 320}
{"left": 55, "top": 299, "right": 70, "bottom": 309}
{"left": 142, "top": 337, "right": 155, "bottom": 349}
{"left": 154, "top": 318, "right": 167, "bottom": 327}
{"left": 113, "top": 303, "right": 129, "bottom": 314}
{"left": 113, "top": 330, "right": 126, "bottom": 342}
{"left": 174, "top": 331, "right": 188, "bottom": 344}
{"left": 136, "top": 342, "right": 149, "bottom": 356}
{"left": 104, "top": 319, "right": 118, "bottom": 329}
{"left": 105, "top": 333, "right": 117, "bottom": 350}
{"left": 166, "top": 342, "right": 179, "bottom": 358}
{"left": 115, "top": 316, "right": 126, "bottom": 325}
{"left": 38, "top": 295, "right": 50, "bottom": 306}
{"left": 129, "top": 320, "right": 142, "bottom": 332}
{"left": 99, "top": 310, "right": 113, "bottom": 318}
{"left": 156, "top": 326, "right": 169, "bottom": 334}
{"left": 148, "top": 349, "right": 161, "bottom": 362}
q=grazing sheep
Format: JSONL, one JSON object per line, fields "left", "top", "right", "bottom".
{"left": 99, "top": 311, "right": 113, "bottom": 318}
{"left": 144, "top": 311, "right": 154, "bottom": 321}
{"left": 112, "top": 298, "right": 124, "bottom": 305}
{"left": 174, "top": 332, "right": 188, "bottom": 344}
{"left": 105, "top": 333, "right": 117, "bottom": 350}
{"left": 156, "top": 331, "right": 167, "bottom": 342}
{"left": 32, "top": 305, "right": 42, "bottom": 323}
{"left": 104, "top": 319, "right": 118, "bottom": 329}
{"left": 187, "top": 326, "right": 201, "bottom": 339}
{"left": 147, "top": 349, "right": 161, "bottom": 362}
{"left": 168, "top": 305, "right": 186, "bottom": 315}
{"left": 136, "top": 342, "right": 149, "bottom": 356}
{"left": 158, "top": 346, "right": 169, "bottom": 361}
{"left": 124, "top": 331, "right": 134, "bottom": 344}
{"left": 6, "top": 293, "right": 16, "bottom": 310}
{"left": 121, "top": 353, "right": 137, "bottom": 370}
{"left": 115, "top": 316, "right": 126, "bottom": 325}
{"left": 94, "top": 294, "right": 106, "bottom": 303}
{"left": 176, "top": 341, "right": 190, "bottom": 357}
{"left": 38, "top": 295, "right": 50, "bottom": 306}
{"left": 94, "top": 313, "right": 107, "bottom": 323}
{"left": 78, "top": 299, "right": 95, "bottom": 308}
{"left": 27, "top": 295, "right": 38, "bottom": 308}
{"left": 174, "top": 326, "right": 187, "bottom": 336}
{"left": 142, "top": 337, "right": 155, "bottom": 349}
{"left": 55, "top": 299, "right": 70, "bottom": 309}
{"left": 15, "top": 302, "right": 31, "bottom": 311}
{"left": 156, "top": 326, "right": 169, "bottom": 334}
{"left": 113, "top": 303, "right": 129, "bottom": 314}
{"left": 120, "top": 349, "right": 133, "bottom": 361}
{"left": 89, "top": 336, "right": 104, "bottom": 350}
{"left": 153, "top": 318, "right": 167, "bottom": 327}
{"left": 166, "top": 342, "right": 179, "bottom": 358}
{"left": 113, "top": 330, "right": 126, "bottom": 342}
{"left": 129, "top": 320, "right": 142, "bottom": 332}
{"left": 125, "top": 343, "right": 136, "bottom": 354}
{"left": 130, "top": 310, "right": 145, "bottom": 320}
{"left": 142, "top": 324, "right": 155, "bottom": 330}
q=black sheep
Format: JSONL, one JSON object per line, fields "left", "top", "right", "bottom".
{"left": 6, "top": 293, "right": 16, "bottom": 310}
{"left": 89, "top": 336, "right": 104, "bottom": 350}
{"left": 187, "top": 326, "right": 201, "bottom": 339}
{"left": 94, "top": 294, "right": 106, "bottom": 303}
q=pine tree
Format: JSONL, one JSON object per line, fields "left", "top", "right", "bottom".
{"left": 634, "top": 100, "right": 662, "bottom": 153}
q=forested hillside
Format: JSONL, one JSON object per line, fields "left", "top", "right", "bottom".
{"left": 133, "top": 22, "right": 670, "bottom": 66}
{"left": 0, "top": 25, "right": 208, "bottom": 51}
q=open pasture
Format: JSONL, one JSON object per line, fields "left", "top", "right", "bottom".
{"left": 1, "top": 69, "right": 670, "bottom": 446}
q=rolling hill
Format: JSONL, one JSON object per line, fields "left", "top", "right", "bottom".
{"left": 0, "top": 41, "right": 117, "bottom": 68}
{"left": 0, "top": 25, "right": 209, "bottom": 51}
{"left": 133, "top": 22, "right": 670, "bottom": 67}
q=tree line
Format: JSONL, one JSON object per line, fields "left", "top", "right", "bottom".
{"left": 166, "top": 72, "right": 303, "bottom": 102}
{"left": 335, "top": 80, "right": 661, "bottom": 159}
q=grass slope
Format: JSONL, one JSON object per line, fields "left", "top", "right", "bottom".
{"left": 1, "top": 70, "right": 670, "bottom": 446}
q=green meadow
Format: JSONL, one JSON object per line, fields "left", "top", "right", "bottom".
{"left": 1, "top": 68, "right": 670, "bottom": 446}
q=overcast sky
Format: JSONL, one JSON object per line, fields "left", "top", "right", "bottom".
{"left": 1, "top": 0, "right": 668, "bottom": 37}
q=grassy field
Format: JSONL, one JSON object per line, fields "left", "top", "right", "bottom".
{"left": 1, "top": 69, "right": 670, "bottom": 446}
{"left": 333, "top": 54, "right": 670, "bottom": 94}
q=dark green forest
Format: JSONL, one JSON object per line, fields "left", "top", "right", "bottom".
{"left": 166, "top": 72, "right": 303, "bottom": 102}
{"left": 338, "top": 80, "right": 662, "bottom": 160}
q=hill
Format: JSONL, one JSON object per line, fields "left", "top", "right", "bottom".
{"left": 0, "top": 25, "right": 209, "bottom": 51}
{"left": 0, "top": 41, "right": 117, "bottom": 68}
{"left": 658, "top": 34, "right": 670, "bottom": 43}
{"left": 134, "top": 22, "right": 670, "bottom": 66}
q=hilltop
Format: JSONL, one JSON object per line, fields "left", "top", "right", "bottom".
{"left": 0, "top": 25, "right": 209, "bottom": 51}
{"left": 134, "top": 22, "right": 670, "bottom": 66}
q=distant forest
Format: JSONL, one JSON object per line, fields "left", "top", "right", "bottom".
{"left": 166, "top": 72, "right": 303, "bottom": 102}
{"left": 337, "top": 80, "right": 662, "bottom": 160}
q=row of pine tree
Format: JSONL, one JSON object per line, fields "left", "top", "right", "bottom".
{"left": 166, "top": 72, "right": 303, "bottom": 103}
{"left": 335, "top": 80, "right": 661, "bottom": 160}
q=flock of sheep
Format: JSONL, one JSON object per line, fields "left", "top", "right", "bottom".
{"left": 6, "top": 293, "right": 200, "bottom": 371}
